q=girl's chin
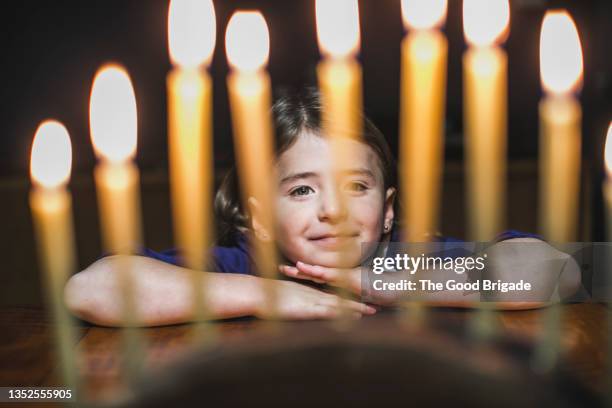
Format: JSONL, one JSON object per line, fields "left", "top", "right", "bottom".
{"left": 281, "top": 239, "right": 376, "bottom": 268}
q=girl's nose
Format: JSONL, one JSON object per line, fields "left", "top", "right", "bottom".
{"left": 317, "top": 186, "right": 348, "bottom": 223}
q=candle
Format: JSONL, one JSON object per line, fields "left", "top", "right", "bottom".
{"left": 89, "top": 64, "right": 144, "bottom": 381}
{"left": 399, "top": 0, "right": 448, "bottom": 242}
{"left": 538, "top": 10, "right": 583, "bottom": 243}
{"left": 605, "top": 122, "right": 612, "bottom": 239}
{"left": 225, "top": 11, "right": 278, "bottom": 316}
{"left": 463, "top": 0, "right": 510, "bottom": 241}
{"left": 29, "top": 120, "right": 79, "bottom": 395}
{"left": 605, "top": 122, "right": 612, "bottom": 408}
{"left": 536, "top": 10, "right": 584, "bottom": 371}
{"left": 462, "top": 0, "right": 510, "bottom": 343}
{"left": 314, "top": 0, "right": 363, "bottom": 322}
{"left": 315, "top": 0, "right": 362, "bottom": 141}
{"left": 167, "top": 0, "right": 216, "bottom": 325}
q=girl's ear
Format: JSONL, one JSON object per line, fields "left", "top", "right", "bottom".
{"left": 383, "top": 187, "right": 396, "bottom": 235}
{"left": 247, "top": 197, "right": 272, "bottom": 242}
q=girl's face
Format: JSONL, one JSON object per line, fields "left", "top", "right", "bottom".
{"left": 263, "top": 132, "right": 395, "bottom": 268}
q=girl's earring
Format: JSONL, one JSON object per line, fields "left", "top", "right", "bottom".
{"left": 384, "top": 224, "right": 390, "bottom": 232}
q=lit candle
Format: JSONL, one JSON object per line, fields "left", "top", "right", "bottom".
{"left": 315, "top": 0, "right": 362, "bottom": 141}
{"left": 538, "top": 10, "right": 583, "bottom": 243}
{"left": 605, "top": 122, "right": 612, "bottom": 239}
{"left": 90, "top": 64, "right": 144, "bottom": 380}
{"left": 535, "top": 10, "right": 583, "bottom": 371}
{"left": 225, "top": 11, "right": 278, "bottom": 315}
{"left": 399, "top": 0, "right": 448, "bottom": 242}
{"left": 314, "top": 0, "right": 363, "bottom": 320}
{"left": 29, "top": 120, "right": 79, "bottom": 394}
{"left": 167, "top": 0, "right": 216, "bottom": 324}
{"left": 605, "top": 122, "right": 612, "bottom": 408}
{"left": 463, "top": 0, "right": 510, "bottom": 241}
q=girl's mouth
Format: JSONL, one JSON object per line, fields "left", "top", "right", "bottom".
{"left": 309, "top": 234, "right": 358, "bottom": 249}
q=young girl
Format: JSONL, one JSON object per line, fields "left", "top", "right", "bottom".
{"left": 64, "top": 88, "right": 581, "bottom": 326}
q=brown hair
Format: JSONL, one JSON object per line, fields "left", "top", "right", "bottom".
{"left": 214, "top": 87, "right": 396, "bottom": 246}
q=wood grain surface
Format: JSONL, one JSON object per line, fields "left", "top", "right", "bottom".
{"left": 0, "top": 303, "right": 607, "bottom": 406}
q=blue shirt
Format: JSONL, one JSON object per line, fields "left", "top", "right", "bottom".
{"left": 142, "top": 228, "right": 542, "bottom": 275}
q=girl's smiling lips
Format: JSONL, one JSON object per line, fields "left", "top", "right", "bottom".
{"left": 308, "top": 232, "right": 360, "bottom": 249}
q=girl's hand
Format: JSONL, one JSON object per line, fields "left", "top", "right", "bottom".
{"left": 483, "top": 238, "right": 582, "bottom": 304}
{"left": 255, "top": 279, "right": 376, "bottom": 320}
{"left": 279, "top": 262, "right": 363, "bottom": 296}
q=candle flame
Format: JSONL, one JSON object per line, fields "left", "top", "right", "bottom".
{"left": 401, "top": 0, "right": 447, "bottom": 30}
{"left": 463, "top": 0, "right": 510, "bottom": 46}
{"left": 30, "top": 120, "right": 72, "bottom": 189}
{"left": 225, "top": 11, "right": 270, "bottom": 71}
{"left": 540, "top": 10, "right": 583, "bottom": 94}
{"left": 605, "top": 122, "right": 612, "bottom": 177}
{"left": 315, "top": 0, "right": 361, "bottom": 58}
{"left": 90, "top": 64, "right": 138, "bottom": 163}
{"left": 168, "top": 0, "right": 217, "bottom": 68}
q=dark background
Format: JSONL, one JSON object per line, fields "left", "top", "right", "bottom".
{"left": 2, "top": 0, "right": 611, "bottom": 172}
{"left": 1, "top": 0, "right": 610, "bottom": 305}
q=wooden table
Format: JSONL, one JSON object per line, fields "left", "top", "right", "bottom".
{"left": 0, "top": 304, "right": 607, "bottom": 406}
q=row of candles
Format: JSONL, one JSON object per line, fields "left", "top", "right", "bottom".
{"left": 28, "top": 0, "right": 610, "bottom": 395}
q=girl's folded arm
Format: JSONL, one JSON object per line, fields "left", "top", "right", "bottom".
{"left": 63, "top": 255, "right": 263, "bottom": 327}
{"left": 64, "top": 255, "right": 376, "bottom": 327}
{"left": 420, "top": 237, "right": 583, "bottom": 309}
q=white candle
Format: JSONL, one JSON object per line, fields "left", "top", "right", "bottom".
{"left": 225, "top": 11, "right": 278, "bottom": 316}
{"left": 463, "top": 0, "right": 510, "bottom": 242}
{"left": 315, "top": 0, "right": 363, "bottom": 142}
{"left": 396, "top": 0, "right": 448, "bottom": 327}
{"left": 90, "top": 64, "right": 144, "bottom": 381}
{"left": 167, "top": 0, "right": 216, "bottom": 325}
{"left": 603, "top": 122, "right": 612, "bottom": 238}
{"left": 536, "top": 10, "right": 584, "bottom": 371}
{"left": 29, "top": 120, "right": 79, "bottom": 395}
{"left": 539, "top": 10, "right": 584, "bottom": 243}
{"left": 399, "top": 0, "right": 448, "bottom": 243}
{"left": 314, "top": 0, "right": 363, "bottom": 322}
{"left": 605, "top": 121, "right": 612, "bottom": 407}
{"left": 461, "top": 0, "right": 511, "bottom": 343}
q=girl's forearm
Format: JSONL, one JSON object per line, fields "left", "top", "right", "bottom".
{"left": 64, "top": 255, "right": 263, "bottom": 327}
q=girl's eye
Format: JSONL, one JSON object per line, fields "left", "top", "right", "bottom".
{"left": 345, "top": 182, "right": 368, "bottom": 192}
{"left": 290, "top": 186, "right": 314, "bottom": 197}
